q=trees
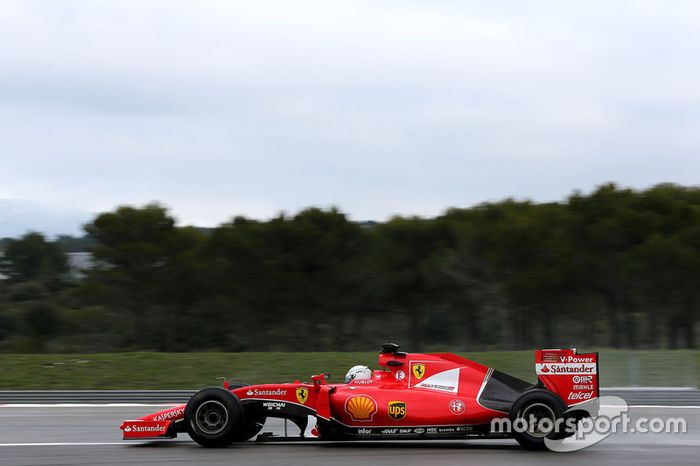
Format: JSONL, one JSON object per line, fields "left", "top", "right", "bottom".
{"left": 206, "top": 208, "right": 370, "bottom": 351}
{"left": 371, "top": 216, "right": 452, "bottom": 351}
{"left": 0, "top": 232, "right": 67, "bottom": 282}
{"left": 1, "top": 184, "right": 699, "bottom": 353}
{"left": 82, "top": 203, "right": 205, "bottom": 350}
{"left": 439, "top": 201, "right": 576, "bottom": 350}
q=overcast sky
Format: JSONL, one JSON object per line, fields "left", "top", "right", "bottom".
{"left": 1, "top": 0, "right": 699, "bottom": 235}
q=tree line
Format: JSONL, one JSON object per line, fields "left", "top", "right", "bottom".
{"left": 0, "top": 182, "right": 699, "bottom": 353}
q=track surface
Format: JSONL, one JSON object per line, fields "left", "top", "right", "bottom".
{"left": 0, "top": 406, "right": 698, "bottom": 465}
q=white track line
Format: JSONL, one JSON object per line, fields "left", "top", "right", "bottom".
{"left": 625, "top": 405, "right": 700, "bottom": 409}
{"left": 0, "top": 442, "right": 127, "bottom": 447}
{"left": 0, "top": 440, "right": 193, "bottom": 447}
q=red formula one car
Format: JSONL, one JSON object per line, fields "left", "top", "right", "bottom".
{"left": 120, "top": 343, "right": 599, "bottom": 450}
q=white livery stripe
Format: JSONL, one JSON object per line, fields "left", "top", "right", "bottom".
{"left": 414, "top": 368, "right": 460, "bottom": 393}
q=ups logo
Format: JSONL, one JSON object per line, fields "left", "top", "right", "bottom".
{"left": 388, "top": 401, "right": 406, "bottom": 420}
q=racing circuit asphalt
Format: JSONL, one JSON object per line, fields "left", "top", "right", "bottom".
{"left": 0, "top": 405, "right": 698, "bottom": 465}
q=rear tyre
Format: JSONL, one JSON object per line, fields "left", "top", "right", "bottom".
{"left": 510, "top": 389, "right": 566, "bottom": 451}
{"left": 185, "top": 387, "right": 244, "bottom": 447}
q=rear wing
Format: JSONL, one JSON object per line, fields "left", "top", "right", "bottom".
{"left": 535, "top": 349, "right": 599, "bottom": 406}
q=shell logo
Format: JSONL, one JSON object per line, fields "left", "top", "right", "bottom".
{"left": 345, "top": 395, "right": 377, "bottom": 422}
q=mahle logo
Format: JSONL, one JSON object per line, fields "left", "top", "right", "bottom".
{"left": 412, "top": 363, "right": 426, "bottom": 380}
{"left": 388, "top": 401, "right": 406, "bottom": 420}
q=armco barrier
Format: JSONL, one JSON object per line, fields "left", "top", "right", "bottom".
{"left": 0, "top": 388, "right": 698, "bottom": 405}
{"left": 0, "top": 387, "right": 700, "bottom": 406}
{"left": 0, "top": 390, "right": 196, "bottom": 404}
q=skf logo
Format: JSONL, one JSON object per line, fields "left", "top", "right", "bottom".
{"left": 296, "top": 387, "right": 309, "bottom": 404}
{"left": 412, "top": 363, "right": 425, "bottom": 380}
{"left": 345, "top": 395, "right": 377, "bottom": 421}
{"left": 388, "top": 401, "right": 406, "bottom": 420}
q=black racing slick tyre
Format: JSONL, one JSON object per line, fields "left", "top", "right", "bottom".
{"left": 185, "top": 387, "right": 244, "bottom": 447}
{"left": 510, "top": 389, "right": 567, "bottom": 451}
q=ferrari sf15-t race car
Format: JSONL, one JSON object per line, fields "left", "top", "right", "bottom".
{"left": 120, "top": 343, "right": 599, "bottom": 450}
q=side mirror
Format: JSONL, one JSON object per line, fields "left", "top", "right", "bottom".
{"left": 216, "top": 376, "right": 229, "bottom": 390}
{"left": 381, "top": 343, "right": 400, "bottom": 353}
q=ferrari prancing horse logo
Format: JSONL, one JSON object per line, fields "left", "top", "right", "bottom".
{"left": 296, "top": 387, "right": 309, "bottom": 404}
{"left": 412, "top": 363, "right": 426, "bottom": 380}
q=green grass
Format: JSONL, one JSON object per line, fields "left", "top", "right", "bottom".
{"left": 0, "top": 350, "right": 697, "bottom": 389}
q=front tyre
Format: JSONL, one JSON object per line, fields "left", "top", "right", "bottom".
{"left": 510, "top": 389, "right": 567, "bottom": 451}
{"left": 185, "top": 388, "right": 244, "bottom": 447}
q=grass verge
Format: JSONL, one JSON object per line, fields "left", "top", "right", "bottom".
{"left": 0, "top": 350, "right": 696, "bottom": 389}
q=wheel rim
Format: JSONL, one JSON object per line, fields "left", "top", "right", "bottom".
{"left": 194, "top": 400, "right": 229, "bottom": 435}
{"left": 519, "top": 402, "right": 556, "bottom": 438}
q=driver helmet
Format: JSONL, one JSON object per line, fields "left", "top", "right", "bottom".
{"left": 345, "top": 365, "right": 372, "bottom": 383}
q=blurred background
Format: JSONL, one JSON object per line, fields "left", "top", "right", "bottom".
{"left": 1, "top": 1, "right": 700, "bottom": 389}
{"left": 1, "top": 188, "right": 699, "bottom": 388}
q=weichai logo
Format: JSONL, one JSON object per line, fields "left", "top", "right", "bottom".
{"left": 388, "top": 401, "right": 406, "bottom": 420}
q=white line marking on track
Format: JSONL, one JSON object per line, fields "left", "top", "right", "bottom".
{"left": 0, "top": 442, "right": 126, "bottom": 447}
{"left": 625, "top": 405, "right": 700, "bottom": 409}
{"left": 0, "top": 441, "right": 193, "bottom": 447}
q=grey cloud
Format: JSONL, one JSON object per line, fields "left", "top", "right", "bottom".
{"left": 1, "top": 0, "right": 699, "bottom": 233}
